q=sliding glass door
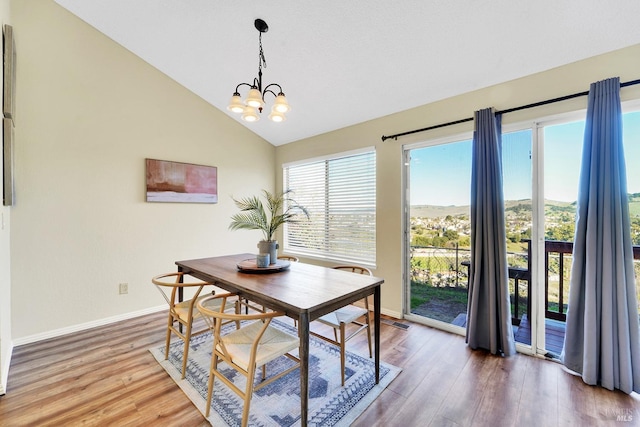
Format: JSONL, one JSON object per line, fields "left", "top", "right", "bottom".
{"left": 502, "top": 129, "right": 533, "bottom": 348}
{"left": 404, "top": 106, "right": 640, "bottom": 355}
{"left": 537, "top": 118, "right": 584, "bottom": 356}
{"left": 405, "top": 137, "right": 472, "bottom": 327}
{"left": 404, "top": 129, "right": 533, "bottom": 343}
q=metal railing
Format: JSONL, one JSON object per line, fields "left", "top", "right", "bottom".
{"left": 410, "top": 240, "right": 640, "bottom": 325}
{"left": 543, "top": 240, "right": 640, "bottom": 322}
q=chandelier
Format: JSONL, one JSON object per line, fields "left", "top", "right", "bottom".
{"left": 227, "top": 19, "right": 290, "bottom": 123}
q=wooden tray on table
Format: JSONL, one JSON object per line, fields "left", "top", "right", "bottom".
{"left": 236, "top": 258, "right": 291, "bottom": 274}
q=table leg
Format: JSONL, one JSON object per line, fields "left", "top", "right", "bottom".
{"left": 299, "top": 312, "right": 309, "bottom": 426}
{"left": 374, "top": 286, "right": 380, "bottom": 383}
{"left": 178, "top": 266, "right": 184, "bottom": 333}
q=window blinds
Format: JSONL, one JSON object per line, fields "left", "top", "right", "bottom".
{"left": 284, "top": 150, "right": 376, "bottom": 266}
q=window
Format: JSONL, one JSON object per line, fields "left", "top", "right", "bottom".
{"left": 404, "top": 106, "right": 640, "bottom": 355}
{"left": 283, "top": 148, "right": 376, "bottom": 266}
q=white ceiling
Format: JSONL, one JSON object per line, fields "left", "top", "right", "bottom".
{"left": 54, "top": 0, "right": 640, "bottom": 146}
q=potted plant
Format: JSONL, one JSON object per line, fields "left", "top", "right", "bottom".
{"left": 229, "top": 189, "right": 309, "bottom": 264}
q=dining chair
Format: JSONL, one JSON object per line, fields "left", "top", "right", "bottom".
{"left": 311, "top": 265, "right": 373, "bottom": 386}
{"left": 152, "top": 272, "right": 228, "bottom": 379}
{"left": 197, "top": 294, "right": 300, "bottom": 427}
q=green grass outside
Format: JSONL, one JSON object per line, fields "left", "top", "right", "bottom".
{"left": 410, "top": 252, "right": 640, "bottom": 323}
{"left": 410, "top": 280, "right": 529, "bottom": 322}
{"left": 410, "top": 282, "right": 468, "bottom": 308}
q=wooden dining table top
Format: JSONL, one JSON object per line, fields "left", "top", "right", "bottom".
{"left": 176, "top": 252, "right": 384, "bottom": 320}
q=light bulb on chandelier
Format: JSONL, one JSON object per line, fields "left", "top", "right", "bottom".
{"left": 227, "top": 19, "right": 290, "bottom": 123}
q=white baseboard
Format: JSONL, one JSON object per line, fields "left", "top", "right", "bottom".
{"left": 12, "top": 304, "right": 403, "bottom": 347}
{"left": 12, "top": 305, "right": 166, "bottom": 347}
{"left": 0, "top": 342, "right": 12, "bottom": 395}
{"left": 381, "top": 307, "right": 402, "bottom": 319}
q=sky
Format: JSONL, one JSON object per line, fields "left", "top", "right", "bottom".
{"left": 410, "top": 111, "right": 640, "bottom": 206}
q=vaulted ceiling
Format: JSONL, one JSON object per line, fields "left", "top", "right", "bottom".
{"left": 54, "top": 1, "right": 640, "bottom": 146}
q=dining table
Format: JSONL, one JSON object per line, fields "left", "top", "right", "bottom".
{"left": 175, "top": 253, "right": 384, "bottom": 426}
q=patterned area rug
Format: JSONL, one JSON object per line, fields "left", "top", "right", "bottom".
{"left": 150, "top": 319, "right": 401, "bottom": 426}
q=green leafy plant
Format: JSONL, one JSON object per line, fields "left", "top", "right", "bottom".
{"left": 229, "top": 189, "right": 309, "bottom": 241}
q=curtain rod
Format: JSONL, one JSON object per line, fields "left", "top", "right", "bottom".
{"left": 381, "top": 78, "right": 640, "bottom": 142}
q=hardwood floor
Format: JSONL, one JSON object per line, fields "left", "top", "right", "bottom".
{"left": 1, "top": 311, "right": 638, "bottom": 426}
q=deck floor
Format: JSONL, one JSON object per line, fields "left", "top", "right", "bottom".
{"left": 514, "top": 315, "right": 566, "bottom": 355}
{"left": 452, "top": 313, "right": 566, "bottom": 355}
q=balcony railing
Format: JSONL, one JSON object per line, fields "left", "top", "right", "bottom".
{"left": 544, "top": 240, "right": 570, "bottom": 321}
{"left": 411, "top": 240, "right": 640, "bottom": 326}
{"left": 542, "top": 240, "right": 640, "bottom": 322}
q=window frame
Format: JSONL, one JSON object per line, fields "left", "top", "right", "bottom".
{"left": 282, "top": 147, "right": 377, "bottom": 267}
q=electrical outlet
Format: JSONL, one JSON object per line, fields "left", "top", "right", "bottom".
{"left": 119, "top": 283, "right": 128, "bottom": 294}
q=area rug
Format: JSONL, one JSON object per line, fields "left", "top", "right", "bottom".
{"left": 150, "top": 319, "right": 401, "bottom": 426}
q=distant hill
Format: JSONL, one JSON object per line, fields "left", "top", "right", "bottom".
{"left": 411, "top": 199, "right": 575, "bottom": 218}
{"left": 410, "top": 204, "right": 469, "bottom": 218}
{"left": 411, "top": 195, "right": 640, "bottom": 219}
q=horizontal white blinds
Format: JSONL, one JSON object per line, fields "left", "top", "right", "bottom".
{"left": 284, "top": 150, "right": 376, "bottom": 266}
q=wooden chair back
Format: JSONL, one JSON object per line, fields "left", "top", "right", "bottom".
{"left": 196, "top": 294, "right": 300, "bottom": 426}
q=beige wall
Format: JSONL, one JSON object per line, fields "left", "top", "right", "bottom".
{"left": 0, "top": 0, "right": 12, "bottom": 396}
{"left": 10, "top": 0, "right": 275, "bottom": 342}
{"left": 276, "top": 44, "right": 640, "bottom": 317}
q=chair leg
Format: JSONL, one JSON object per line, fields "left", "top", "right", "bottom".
{"left": 340, "top": 322, "right": 346, "bottom": 386}
{"left": 205, "top": 353, "right": 219, "bottom": 417}
{"left": 235, "top": 300, "right": 242, "bottom": 329}
{"left": 364, "top": 311, "right": 373, "bottom": 358}
{"left": 242, "top": 365, "right": 257, "bottom": 427}
{"left": 181, "top": 320, "right": 193, "bottom": 379}
{"left": 164, "top": 314, "right": 173, "bottom": 360}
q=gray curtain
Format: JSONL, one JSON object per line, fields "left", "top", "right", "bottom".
{"left": 562, "top": 77, "right": 640, "bottom": 393}
{"left": 466, "top": 108, "right": 516, "bottom": 357}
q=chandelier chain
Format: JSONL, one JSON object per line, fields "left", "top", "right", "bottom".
{"left": 258, "top": 32, "right": 267, "bottom": 71}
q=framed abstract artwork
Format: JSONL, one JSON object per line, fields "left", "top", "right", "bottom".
{"left": 145, "top": 158, "right": 218, "bottom": 203}
{"left": 3, "top": 24, "right": 16, "bottom": 121}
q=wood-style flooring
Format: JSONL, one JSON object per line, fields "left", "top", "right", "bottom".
{"left": 0, "top": 311, "right": 638, "bottom": 426}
